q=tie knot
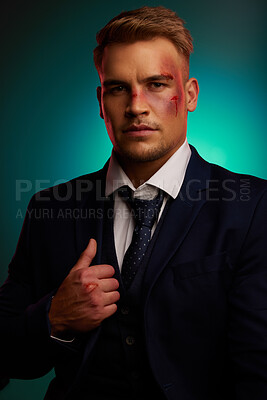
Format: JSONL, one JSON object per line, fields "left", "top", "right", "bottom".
{"left": 118, "top": 186, "right": 164, "bottom": 228}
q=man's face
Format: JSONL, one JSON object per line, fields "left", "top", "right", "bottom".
{"left": 97, "top": 37, "right": 198, "bottom": 165}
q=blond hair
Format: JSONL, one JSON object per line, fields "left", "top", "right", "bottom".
{"left": 93, "top": 6, "right": 193, "bottom": 75}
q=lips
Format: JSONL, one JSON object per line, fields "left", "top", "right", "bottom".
{"left": 123, "top": 124, "right": 156, "bottom": 133}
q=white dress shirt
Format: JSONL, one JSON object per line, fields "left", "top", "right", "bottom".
{"left": 105, "top": 139, "right": 191, "bottom": 270}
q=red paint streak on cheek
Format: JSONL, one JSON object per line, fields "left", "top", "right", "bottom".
{"left": 170, "top": 96, "right": 179, "bottom": 116}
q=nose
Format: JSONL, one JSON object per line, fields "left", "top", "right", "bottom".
{"left": 125, "top": 90, "right": 149, "bottom": 118}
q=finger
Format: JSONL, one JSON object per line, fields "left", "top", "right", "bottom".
{"left": 89, "top": 264, "right": 115, "bottom": 279}
{"left": 102, "top": 303, "right": 118, "bottom": 319}
{"left": 73, "top": 238, "right": 97, "bottom": 270}
{"left": 98, "top": 278, "right": 119, "bottom": 293}
{"left": 102, "top": 290, "right": 120, "bottom": 306}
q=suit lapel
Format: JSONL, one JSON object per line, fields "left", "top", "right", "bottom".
{"left": 142, "top": 146, "right": 211, "bottom": 301}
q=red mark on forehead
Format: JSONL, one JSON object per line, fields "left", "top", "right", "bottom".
{"left": 170, "top": 96, "right": 179, "bottom": 116}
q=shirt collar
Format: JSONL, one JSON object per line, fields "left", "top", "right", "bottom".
{"left": 105, "top": 139, "right": 191, "bottom": 199}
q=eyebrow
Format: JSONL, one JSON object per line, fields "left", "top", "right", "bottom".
{"left": 143, "top": 74, "right": 174, "bottom": 83}
{"left": 103, "top": 79, "right": 127, "bottom": 87}
{"left": 103, "top": 74, "right": 174, "bottom": 87}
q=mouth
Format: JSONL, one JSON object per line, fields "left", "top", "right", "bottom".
{"left": 122, "top": 124, "right": 158, "bottom": 136}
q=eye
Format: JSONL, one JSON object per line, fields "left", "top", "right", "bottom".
{"left": 148, "top": 82, "right": 166, "bottom": 91}
{"left": 109, "top": 85, "right": 127, "bottom": 95}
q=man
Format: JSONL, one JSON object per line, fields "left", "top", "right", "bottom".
{"left": 0, "top": 6, "right": 267, "bottom": 400}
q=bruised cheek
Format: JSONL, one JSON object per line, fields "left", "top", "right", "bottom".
{"left": 146, "top": 92, "right": 182, "bottom": 118}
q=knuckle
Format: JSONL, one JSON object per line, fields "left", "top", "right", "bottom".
{"left": 90, "top": 311, "right": 101, "bottom": 324}
{"left": 77, "top": 269, "right": 88, "bottom": 282}
{"left": 91, "top": 306, "right": 106, "bottom": 325}
{"left": 89, "top": 313, "right": 102, "bottom": 327}
{"left": 89, "top": 290, "right": 102, "bottom": 307}
{"left": 83, "top": 282, "right": 98, "bottom": 294}
{"left": 77, "top": 268, "right": 96, "bottom": 283}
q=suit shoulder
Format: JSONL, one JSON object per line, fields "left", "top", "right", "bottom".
{"left": 29, "top": 165, "right": 108, "bottom": 208}
{"left": 209, "top": 162, "right": 267, "bottom": 197}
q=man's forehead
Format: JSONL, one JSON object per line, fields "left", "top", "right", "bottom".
{"left": 99, "top": 39, "right": 184, "bottom": 81}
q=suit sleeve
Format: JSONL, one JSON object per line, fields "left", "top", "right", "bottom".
{"left": 228, "top": 190, "right": 267, "bottom": 399}
{"left": 0, "top": 196, "right": 81, "bottom": 379}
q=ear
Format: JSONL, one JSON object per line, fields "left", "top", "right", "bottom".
{"left": 97, "top": 86, "right": 104, "bottom": 119}
{"left": 185, "top": 78, "right": 199, "bottom": 112}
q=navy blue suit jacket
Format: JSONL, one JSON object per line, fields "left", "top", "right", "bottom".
{"left": 0, "top": 146, "right": 267, "bottom": 399}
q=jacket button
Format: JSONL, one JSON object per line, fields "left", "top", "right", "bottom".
{"left": 126, "top": 336, "right": 135, "bottom": 346}
{"left": 121, "top": 306, "right": 130, "bottom": 315}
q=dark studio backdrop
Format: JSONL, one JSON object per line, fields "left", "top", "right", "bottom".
{"left": 0, "top": 0, "right": 266, "bottom": 398}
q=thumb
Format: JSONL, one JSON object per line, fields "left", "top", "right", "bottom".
{"left": 73, "top": 238, "right": 97, "bottom": 270}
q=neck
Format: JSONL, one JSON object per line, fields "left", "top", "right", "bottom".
{"left": 115, "top": 151, "right": 175, "bottom": 188}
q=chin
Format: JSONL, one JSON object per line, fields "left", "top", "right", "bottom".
{"left": 117, "top": 144, "right": 169, "bottom": 163}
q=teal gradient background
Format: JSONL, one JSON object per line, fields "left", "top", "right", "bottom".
{"left": 0, "top": 0, "right": 266, "bottom": 398}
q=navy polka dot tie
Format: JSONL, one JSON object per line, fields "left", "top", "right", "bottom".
{"left": 119, "top": 186, "right": 164, "bottom": 290}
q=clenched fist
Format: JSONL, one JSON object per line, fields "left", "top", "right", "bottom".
{"left": 48, "top": 238, "right": 120, "bottom": 337}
